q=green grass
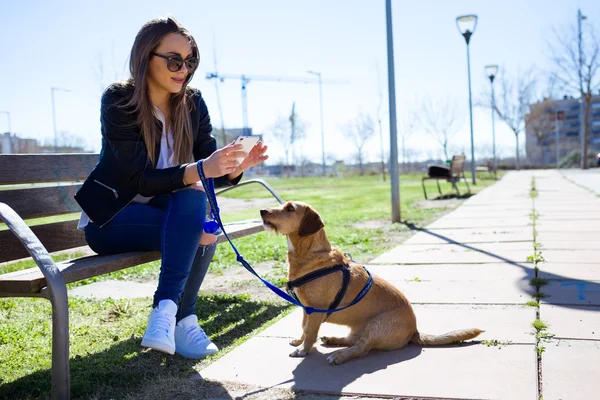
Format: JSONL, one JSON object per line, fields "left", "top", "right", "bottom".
{"left": 0, "top": 294, "right": 291, "bottom": 399}
{"left": 532, "top": 319, "right": 549, "bottom": 331}
{"left": 0, "top": 173, "right": 499, "bottom": 399}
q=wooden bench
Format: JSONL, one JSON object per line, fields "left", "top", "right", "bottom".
{"left": 475, "top": 158, "right": 496, "bottom": 179}
{"left": 421, "top": 154, "right": 471, "bottom": 199}
{"left": 0, "top": 153, "right": 283, "bottom": 399}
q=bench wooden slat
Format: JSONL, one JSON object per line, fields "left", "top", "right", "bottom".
{"left": 0, "top": 185, "right": 82, "bottom": 219}
{"left": 0, "top": 220, "right": 265, "bottom": 293}
{"left": 0, "top": 154, "right": 99, "bottom": 184}
{"left": 0, "top": 220, "right": 85, "bottom": 263}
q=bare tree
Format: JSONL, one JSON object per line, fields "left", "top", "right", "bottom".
{"left": 548, "top": 17, "right": 600, "bottom": 168}
{"left": 419, "top": 97, "right": 461, "bottom": 161}
{"left": 493, "top": 68, "right": 536, "bottom": 170}
{"left": 269, "top": 104, "right": 306, "bottom": 177}
{"left": 399, "top": 116, "right": 416, "bottom": 173}
{"left": 526, "top": 98, "right": 556, "bottom": 146}
{"left": 343, "top": 111, "right": 375, "bottom": 176}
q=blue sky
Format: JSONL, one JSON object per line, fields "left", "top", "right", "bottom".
{"left": 1, "top": 0, "right": 599, "bottom": 164}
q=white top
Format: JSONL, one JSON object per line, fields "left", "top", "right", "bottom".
{"left": 77, "top": 106, "right": 176, "bottom": 230}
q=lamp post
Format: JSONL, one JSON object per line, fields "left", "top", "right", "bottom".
{"left": 51, "top": 87, "right": 70, "bottom": 153}
{"left": 484, "top": 65, "right": 498, "bottom": 179}
{"left": 456, "top": 14, "right": 478, "bottom": 184}
{"left": 307, "top": 70, "right": 326, "bottom": 176}
{"left": 386, "top": 0, "right": 400, "bottom": 223}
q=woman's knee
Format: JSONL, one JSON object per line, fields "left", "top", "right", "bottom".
{"left": 199, "top": 233, "right": 218, "bottom": 245}
{"left": 169, "top": 188, "right": 207, "bottom": 216}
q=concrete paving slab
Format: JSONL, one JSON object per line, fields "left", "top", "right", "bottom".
{"left": 542, "top": 281, "right": 600, "bottom": 306}
{"left": 560, "top": 169, "right": 600, "bottom": 195}
{"left": 384, "top": 280, "right": 533, "bottom": 304}
{"left": 539, "top": 263, "right": 600, "bottom": 281}
{"left": 536, "top": 241, "right": 600, "bottom": 250}
{"left": 201, "top": 337, "right": 537, "bottom": 400}
{"left": 426, "top": 217, "right": 531, "bottom": 229}
{"left": 403, "top": 227, "right": 533, "bottom": 245}
{"left": 259, "top": 305, "right": 536, "bottom": 344}
{"left": 367, "top": 263, "right": 533, "bottom": 282}
{"left": 535, "top": 221, "right": 600, "bottom": 232}
{"left": 371, "top": 245, "right": 530, "bottom": 264}
{"left": 540, "top": 304, "right": 600, "bottom": 340}
{"left": 536, "top": 232, "right": 600, "bottom": 242}
{"left": 542, "top": 340, "right": 600, "bottom": 400}
{"left": 394, "top": 242, "right": 535, "bottom": 251}
{"left": 69, "top": 280, "right": 156, "bottom": 299}
{"left": 539, "top": 250, "right": 600, "bottom": 264}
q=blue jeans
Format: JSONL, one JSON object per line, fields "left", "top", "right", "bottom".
{"left": 84, "top": 188, "right": 216, "bottom": 321}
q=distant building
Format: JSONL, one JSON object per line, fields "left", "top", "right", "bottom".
{"left": 0, "top": 132, "right": 86, "bottom": 154}
{"left": 526, "top": 94, "right": 600, "bottom": 165}
{"left": 0, "top": 132, "right": 40, "bottom": 153}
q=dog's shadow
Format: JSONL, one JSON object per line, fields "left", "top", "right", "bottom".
{"left": 285, "top": 341, "right": 477, "bottom": 395}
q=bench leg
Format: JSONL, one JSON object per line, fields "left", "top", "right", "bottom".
{"left": 451, "top": 179, "right": 461, "bottom": 197}
{"left": 436, "top": 179, "right": 442, "bottom": 195}
{"left": 46, "top": 284, "right": 70, "bottom": 399}
{"left": 422, "top": 178, "right": 428, "bottom": 200}
{"left": 463, "top": 175, "right": 471, "bottom": 194}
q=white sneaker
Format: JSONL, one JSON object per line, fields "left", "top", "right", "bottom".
{"left": 141, "top": 299, "right": 177, "bottom": 354}
{"left": 175, "top": 314, "right": 219, "bottom": 359}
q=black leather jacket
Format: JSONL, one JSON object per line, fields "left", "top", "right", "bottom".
{"left": 75, "top": 83, "right": 240, "bottom": 227}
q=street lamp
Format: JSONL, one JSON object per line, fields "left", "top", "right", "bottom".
{"left": 307, "top": 70, "right": 326, "bottom": 176}
{"left": 456, "top": 14, "right": 478, "bottom": 184}
{"left": 51, "top": 86, "right": 70, "bottom": 153}
{"left": 484, "top": 65, "right": 498, "bottom": 179}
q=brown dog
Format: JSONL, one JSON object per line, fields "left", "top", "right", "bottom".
{"left": 260, "top": 201, "right": 483, "bottom": 365}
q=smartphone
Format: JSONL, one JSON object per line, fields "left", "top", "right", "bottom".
{"left": 233, "top": 135, "right": 260, "bottom": 160}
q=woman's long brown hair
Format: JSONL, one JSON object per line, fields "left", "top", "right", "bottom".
{"left": 120, "top": 16, "right": 199, "bottom": 166}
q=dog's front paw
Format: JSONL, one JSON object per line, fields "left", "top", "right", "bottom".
{"left": 289, "top": 338, "right": 303, "bottom": 347}
{"left": 327, "top": 350, "right": 348, "bottom": 365}
{"left": 289, "top": 348, "right": 308, "bottom": 358}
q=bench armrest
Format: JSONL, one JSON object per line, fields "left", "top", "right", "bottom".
{"left": 216, "top": 178, "right": 284, "bottom": 204}
{"left": 0, "top": 202, "right": 67, "bottom": 298}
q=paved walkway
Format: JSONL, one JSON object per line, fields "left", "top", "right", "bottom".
{"left": 200, "top": 170, "right": 600, "bottom": 400}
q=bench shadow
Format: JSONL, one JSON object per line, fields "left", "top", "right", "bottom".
{"left": 0, "top": 296, "right": 289, "bottom": 399}
{"left": 404, "top": 222, "right": 600, "bottom": 312}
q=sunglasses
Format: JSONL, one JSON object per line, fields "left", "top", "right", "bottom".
{"left": 151, "top": 52, "right": 199, "bottom": 73}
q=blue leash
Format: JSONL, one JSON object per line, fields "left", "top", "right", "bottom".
{"left": 196, "top": 161, "right": 373, "bottom": 315}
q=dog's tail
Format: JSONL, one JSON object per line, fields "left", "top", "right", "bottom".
{"left": 410, "top": 328, "right": 484, "bottom": 346}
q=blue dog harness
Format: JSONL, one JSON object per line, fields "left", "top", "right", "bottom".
{"left": 196, "top": 161, "right": 372, "bottom": 315}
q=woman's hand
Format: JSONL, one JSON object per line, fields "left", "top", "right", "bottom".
{"left": 201, "top": 143, "right": 246, "bottom": 178}
{"left": 239, "top": 141, "right": 269, "bottom": 171}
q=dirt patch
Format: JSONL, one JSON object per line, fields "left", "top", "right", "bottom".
{"left": 414, "top": 198, "right": 462, "bottom": 209}
{"left": 203, "top": 261, "right": 286, "bottom": 303}
{"left": 350, "top": 219, "right": 390, "bottom": 230}
{"left": 219, "top": 197, "right": 281, "bottom": 213}
{"left": 124, "top": 374, "right": 427, "bottom": 400}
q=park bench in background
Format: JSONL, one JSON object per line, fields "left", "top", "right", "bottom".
{"left": 421, "top": 154, "right": 471, "bottom": 199}
{"left": 475, "top": 158, "right": 496, "bottom": 179}
{"left": 0, "top": 153, "right": 283, "bottom": 399}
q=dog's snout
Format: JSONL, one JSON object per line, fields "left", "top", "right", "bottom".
{"left": 260, "top": 209, "right": 268, "bottom": 216}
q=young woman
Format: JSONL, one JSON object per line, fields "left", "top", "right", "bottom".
{"left": 75, "top": 16, "right": 268, "bottom": 359}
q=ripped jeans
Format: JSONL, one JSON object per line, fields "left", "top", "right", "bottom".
{"left": 84, "top": 189, "right": 216, "bottom": 321}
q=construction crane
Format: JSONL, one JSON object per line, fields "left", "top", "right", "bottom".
{"left": 205, "top": 72, "right": 326, "bottom": 136}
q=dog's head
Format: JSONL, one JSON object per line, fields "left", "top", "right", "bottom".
{"left": 260, "top": 201, "right": 324, "bottom": 237}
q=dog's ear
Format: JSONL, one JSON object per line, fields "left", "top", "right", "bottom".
{"left": 298, "top": 207, "right": 324, "bottom": 237}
